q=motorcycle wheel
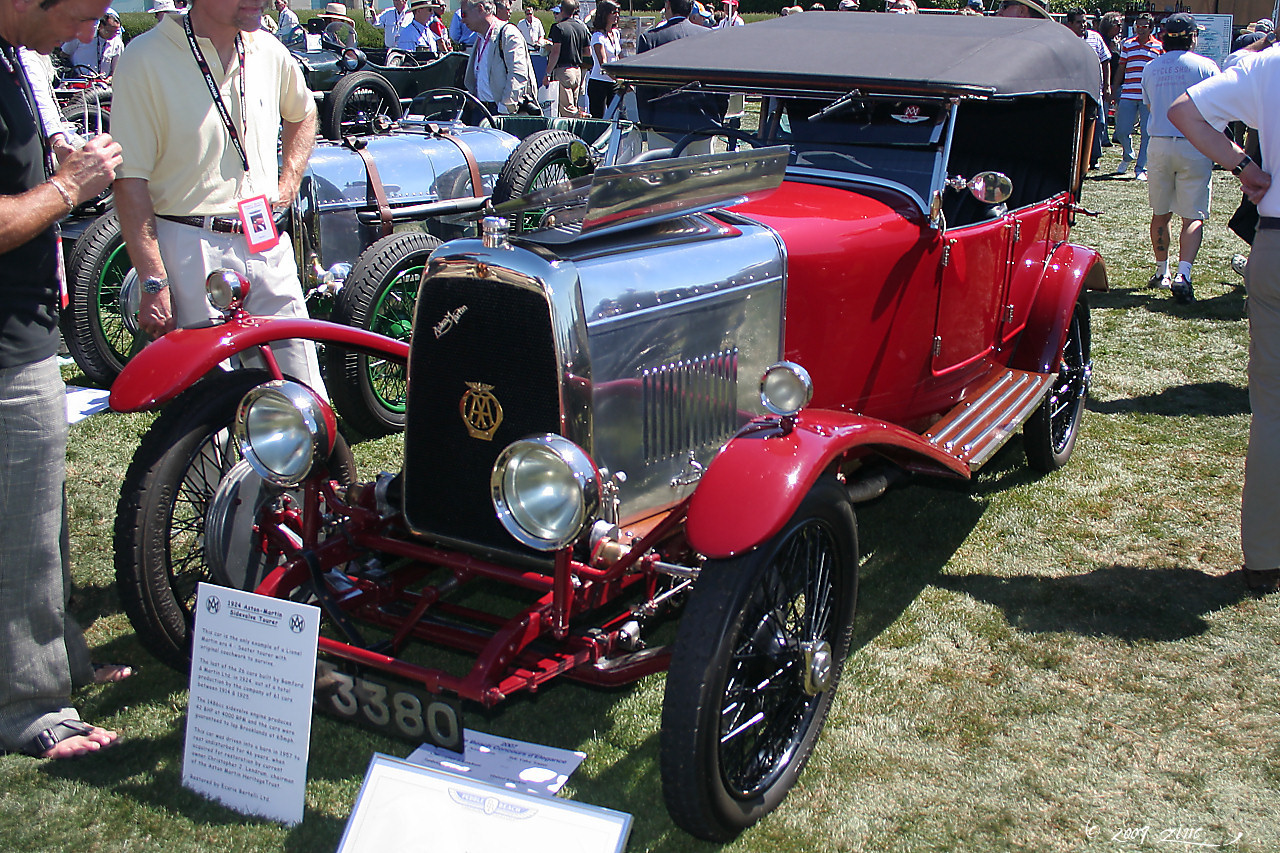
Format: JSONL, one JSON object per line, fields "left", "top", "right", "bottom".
{"left": 114, "top": 369, "right": 355, "bottom": 672}
{"left": 61, "top": 211, "right": 143, "bottom": 388}
{"left": 326, "top": 231, "right": 441, "bottom": 439}
{"left": 660, "top": 477, "right": 858, "bottom": 842}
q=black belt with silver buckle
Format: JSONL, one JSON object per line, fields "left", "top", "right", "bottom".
{"left": 158, "top": 213, "right": 244, "bottom": 234}
{"left": 1257, "top": 217, "right": 1280, "bottom": 231}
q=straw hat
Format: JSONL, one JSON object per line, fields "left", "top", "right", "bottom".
{"left": 317, "top": 2, "right": 355, "bottom": 24}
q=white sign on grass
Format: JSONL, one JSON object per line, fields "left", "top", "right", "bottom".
{"left": 337, "top": 754, "right": 632, "bottom": 853}
{"left": 183, "top": 582, "right": 320, "bottom": 825}
{"left": 406, "top": 729, "right": 586, "bottom": 797}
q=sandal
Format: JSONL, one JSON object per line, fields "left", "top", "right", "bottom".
{"left": 92, "top": 663, "right": 135, "bottom": 684}
{"left": 17, "top": 719, "right": 118, "bottom": 759}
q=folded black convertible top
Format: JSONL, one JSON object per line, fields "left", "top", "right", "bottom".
{"left": 608, "top": 13, "right": 1102, "bottom": 100}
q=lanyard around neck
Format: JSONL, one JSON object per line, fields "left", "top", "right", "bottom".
{"left": 183, "top": 14, "right": 249, "bottom": 172}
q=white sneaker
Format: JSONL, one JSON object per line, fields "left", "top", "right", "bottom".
{"left": 1231, "top": 254, "right": 1248, "bottom": 277}
{"left": 1135, "top": 171, "right": 1148, "bottom": 182}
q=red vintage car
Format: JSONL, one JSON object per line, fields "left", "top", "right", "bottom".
{"left": 110, "top": 13, "right": 1106, "bottom": 842}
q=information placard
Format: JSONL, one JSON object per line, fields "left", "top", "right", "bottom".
{"left": 337, "top": 754, "right": 632, "bottom": 853}
{"left": 183, "top": 582, "right": 320, "bottom": 825}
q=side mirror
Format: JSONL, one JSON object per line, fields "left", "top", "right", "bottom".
{"left": 968, "top": 171, "right": 1012, "bottom": 205}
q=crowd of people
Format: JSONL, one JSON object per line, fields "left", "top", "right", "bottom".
{"left": 3, "top": 0, "right": 1279, "bottom": 766}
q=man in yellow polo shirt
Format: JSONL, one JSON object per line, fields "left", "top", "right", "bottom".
{"left": 111, "top": 0, "right": 325, "bottom": 394}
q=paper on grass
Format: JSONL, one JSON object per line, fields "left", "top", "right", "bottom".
{"left": 406, "top": 729, "right": 586, "bottom": 797}
{"left": 66, "top": 385, "right": 110, "bottom": 424}
{"left": 337, "top": 754, "right": 631, "bottom": 853}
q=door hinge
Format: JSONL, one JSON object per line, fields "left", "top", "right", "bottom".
{"left": 933, "top": 335, "right": 942, "bottom": 356}
{"left": 941, "top": 239, "right": 954, "bottom": 267}
{"left": 1004, "top": 304, "right": 1015, "bottom": 323}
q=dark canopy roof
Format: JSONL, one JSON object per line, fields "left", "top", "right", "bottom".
{"left": 608, "top": 14, "right": 1102, "bottom": 100}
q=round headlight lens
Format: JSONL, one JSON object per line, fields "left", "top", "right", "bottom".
{"left": 206, "top": 269, "right": 250, "bottom": 312}
{"left": 234, "top": 381, "right": 333, "bottom": 487}
{"left": 491, "top": 436, "right": 600, "bottom": 551}
{"left": 760, "top": 361, "right": 814, "bottom": 416}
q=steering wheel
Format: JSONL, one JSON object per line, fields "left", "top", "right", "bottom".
{"left": 407, "top": 87, "right": 497, "bottom": 127}
{"left": 671, "top": 125, "right": 764, "bottom": 158}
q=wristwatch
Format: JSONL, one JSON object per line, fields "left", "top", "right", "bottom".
{"left": 143, "top": 276, "right": 169, "bottom": 294}
{"left": 1232, "top": 154, "right": 1253, "bottom": 176}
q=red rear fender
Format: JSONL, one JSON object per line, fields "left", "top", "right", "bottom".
{"left": 685, "top": 408, "right": 970, "bottom": 559}
{"left": 109, "top": 316, "right": 409, "bottom": 412}
{"left": 1010, "top": 243, "right": 1106, "bottom": 375}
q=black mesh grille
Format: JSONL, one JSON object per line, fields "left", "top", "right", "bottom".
{"left": 403, "top": 275, "right": 560, "bottom": 556}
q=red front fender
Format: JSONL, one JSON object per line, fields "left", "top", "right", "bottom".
{"left": 109, "top": 315, "right": 409, "bottom": 412}
{"left": 685, "top": 408, "right": 970, "bottom": 559}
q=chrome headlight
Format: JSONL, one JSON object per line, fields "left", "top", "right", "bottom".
{"left": 491, "top": 435, "right": 601, "bottom": 551}
{"left": 760, "top": 361, "right": 813, "bottom": 417}
{"left": 207, "top": 269, "right": 250, "bottom": 313}
{"left": 234, "top": 380, "right": 335, "bottom": 487}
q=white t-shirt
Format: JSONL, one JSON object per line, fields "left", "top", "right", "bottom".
{"left": 1188, "top": 49, "right": 1280, "bottom": 216}
{"left": 61, "top": 33, "right": 125, "bottom": 76}
{"left": 588, "top": 30, "right": 620, "bottom": 82}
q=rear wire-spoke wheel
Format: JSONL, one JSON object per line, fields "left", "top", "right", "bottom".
{"left": 321, "top": 70, "right": 404, "bottom": 140}
{"left": 326, "top": 231, "right": 441, "bottom": 438}
{"left": 114, "top": 369, "right": 355, "bottom": 671}
{"left": 1023, "top": 295, "right": 1091, "bottom": 472}
{"left": 661, "top": 478, "right": 858, "bottom": 842}
{"left": 491, "top": 129, "right": 595, "bottom": 233}
{"left": 62, "top": 212, "right": 144, "bottom": 387}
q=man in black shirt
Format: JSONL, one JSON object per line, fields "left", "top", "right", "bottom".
{"left": 543, "top": 0, "right": 589, "bottom": 118}
{"left": 0, "top": 0, "right": 123, "bottom": 760}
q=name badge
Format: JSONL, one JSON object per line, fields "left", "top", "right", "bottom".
{"left": 238, "top": 195, "right": 280, "bottom": 253}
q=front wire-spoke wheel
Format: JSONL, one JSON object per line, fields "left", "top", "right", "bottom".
{"left": 114, "top": 369, "right": 355, "bottom": 671}
{"left": 661, "top": 477, "right": 858, "bottom": 841}
{"left": 1023, "top": 294, "right": 1091, "bottom": 472}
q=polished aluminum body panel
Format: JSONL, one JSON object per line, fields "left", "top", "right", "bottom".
{"left": 570, "top": 216, "right": 786, "bottom": 521}
{"left": 421, "top": 210, "right": 786, "bottom": 528}
{"left": 298, "top": 127, "right": 520, "bottom": 269}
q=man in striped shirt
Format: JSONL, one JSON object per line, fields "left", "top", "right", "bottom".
{"left": 1115, "top": 13, "right": 1162, "bottom": 179}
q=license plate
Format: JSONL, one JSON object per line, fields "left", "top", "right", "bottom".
{"left": 314, "top": 659, "right": 464, "bottom": 753}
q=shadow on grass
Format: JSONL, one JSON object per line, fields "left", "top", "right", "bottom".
{"left": 1088, "top": 380, "right": 1250, "bottom": 417}
{"left": 1088, "top": 281, "right": 1247, "bottom": 319}
{"left": 935, "top": 565, "right": 1247, "bottom": 642}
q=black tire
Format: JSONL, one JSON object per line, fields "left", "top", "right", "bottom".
{"left": 326, "top": 231, "right": 441, "bottom": 438}
{"left": 661, "top": 478, "right": 859, "bottom": 842}
{"left": 1023, "top": 295, "right": 1091, "bottom": 473}
{"left": 492, "top": 129, "right": 595, "bottom": 233}
{"left": 321, "top": 70, "right": 404, "bottom": 140}
{"left": 61, "top": 212, "right": 142, "bottom": 387}
{"left": 114, "top": 369, "right": 356, "bottom": 671}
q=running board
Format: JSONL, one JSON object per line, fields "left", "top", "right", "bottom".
{"left": 923, "top": 368, "right": 1052, "bottom": 470}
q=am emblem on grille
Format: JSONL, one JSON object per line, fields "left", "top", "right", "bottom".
{"left": 460, "top": 382, "right": 504, "bottom": 440}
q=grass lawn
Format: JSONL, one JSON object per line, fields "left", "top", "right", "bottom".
{"left": 4, "top": 140, "right": 1278, "bottom": 852}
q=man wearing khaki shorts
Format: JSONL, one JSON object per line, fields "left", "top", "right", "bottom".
{"left": 1141, "top": 13, "right": 1219, "bottom": 303}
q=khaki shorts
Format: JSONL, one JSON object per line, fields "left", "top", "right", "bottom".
{"left": 1146, "top": 136, "right": 1212, "bottom": 221}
